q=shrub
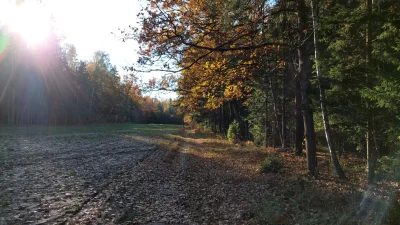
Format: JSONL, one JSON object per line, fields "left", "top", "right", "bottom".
{"left": 250, "top": 124, "right": 264, "bottom": 146}
{"left": 376, "top": 155, "right": 400, "bottom": 181}
{"left": 227, "top": 120, "right": 240, "bottom": 142}
{"left": 1, "top": 201, "right": 9, "bottom": 208}
{"left": 258, "top": 154, "right": 282, "bottom": 173}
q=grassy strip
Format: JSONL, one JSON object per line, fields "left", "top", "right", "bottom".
{"left": 0, "top": 124, "right": 182, "bottom": 137}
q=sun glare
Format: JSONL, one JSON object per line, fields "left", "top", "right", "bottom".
{"left": 1, "top": 2, "right": 51, "bottom": 46}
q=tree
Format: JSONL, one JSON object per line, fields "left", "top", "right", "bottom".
{"left": 318, "top": 0, "right": 400, "bottom": 182}
{"left": 297, "top": 0, "right": 318, "bottom": 176}
{"left": 131, "top": 0, "right": 320, "bottom": 174}
{"left": 310, "top": 0, "right": 346, "bottom": 179}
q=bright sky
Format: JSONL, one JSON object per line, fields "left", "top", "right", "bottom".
{"left": 48, "top": 0, "right": 141, "bottom": 67}
{"left": 0, "top": 0, "right": 176, "bottom": 98}
{"left": 0, "top": 0, "right": 141, "bottom": 66}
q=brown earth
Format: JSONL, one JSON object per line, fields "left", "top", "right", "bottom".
{"left": 0, "top": 132, "right": 158, "bottom": 224}
{"left": 1, "top": 128, "right": 398, "bottom": 225}
{"left": 0, "top": 129, "right": 271, "bottom": 225}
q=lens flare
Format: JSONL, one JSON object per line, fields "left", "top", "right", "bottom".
{"left": 0, "top": 33, "right": 10, "bottom": 62}
{"left": 1, "top": 2, "right": 51, "bottom": 47}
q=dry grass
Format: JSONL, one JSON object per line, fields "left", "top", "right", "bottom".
{"left": 171, "top": 129, "right": 400, "bottom": 224}
{"left": 130, "top": 128, "right": 399, "bottom": 224}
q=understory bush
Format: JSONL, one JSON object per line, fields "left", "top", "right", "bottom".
{"left": 250, "top": 124, "right": 264, "bottom": 146}
{"left": 376, "top": 155, "right": 400, "bottom": 181}
{"left": 258, "top": 154, "right": 282, "bottom": 173}
{"left": 227, "top": 120, "right": 239, "bottom": 142}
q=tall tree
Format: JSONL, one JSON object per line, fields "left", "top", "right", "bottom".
{"left": 130, "top": 0, "right": 321, "bottom": 174}
{"left": 297, "top": 0, "right": 318, "bottom": 176}
{"left": 310, "top": 0, "right": 346, "bottom": 179}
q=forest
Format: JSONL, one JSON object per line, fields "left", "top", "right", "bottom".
{"left": 124, "top": 0, "right": 400, "bottom": 182}
{"left": 0, "top": 25, "right": 182, "bottom": 125}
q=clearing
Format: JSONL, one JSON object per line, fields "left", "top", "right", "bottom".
{"left": 0, "top": 124, "right": 399, "bottom": 224}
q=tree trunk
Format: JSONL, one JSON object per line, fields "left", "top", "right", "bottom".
{"left": 295, "top": 75, "right": 304, "bottom": 155}
{"left": 366, "top": 125, "right": 374, "bottom": 183}
{"left": 311, "top": 0, "right": 346, "bottom": 179}
{"left": 298, "top": 0, "right": 317, "bottom": 176}
{"left": 219, "top": 105, "right": 223, "bottom": 133}
{"left": 221, "top": 104, "right": 224, "bottom": 133}
{"left": 89, "top": 86, "right": 95, "bottom": 120}
{"left": 339, "top": 140, "right": 345, "bottom": 159}
{"left": 281, "top": 73, "right": 287, "bottom": 149}
{"left": 302, "top": 81, "right": 318, "bottom": 176}
{"left": 366, "top": 0, "right": 376, "bottom": 184}
{"left": 367, "top": 119, "right": 378, "bottom": 184}
{"left": 265, "top": 93, "right": 269, "bottom": 147}
{"left": 11, "top": 89, "right": 15, "bottom": 126}
{"left": 76, "top": 93, "right": 79, "bottom": 124}
{"left": 272, "top": 120, "right": 276, "bottom": 149}
{"left": 269, "top": 77, "right": 283, "bottom": 146}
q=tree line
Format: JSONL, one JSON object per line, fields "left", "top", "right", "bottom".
{"left": 129, "top": 0, "right": 400, "bottom": 181}
{"left": 0, "top": 24, "right": 182, "bottom": 126}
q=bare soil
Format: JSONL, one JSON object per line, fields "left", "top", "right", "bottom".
{"left": 2, "top": 127, "right": 398, "bottom": 225}
{"left": 0, "top": 132, "right": 157, "bottom": 224}
{"left": 0, "top": 128, "right": 271, "bottom": 225}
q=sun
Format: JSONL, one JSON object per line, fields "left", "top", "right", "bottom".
{"left": 1, "top": 2, "right": 51, "bottom": 46}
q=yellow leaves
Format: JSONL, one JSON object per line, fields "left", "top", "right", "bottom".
{"left": 278, "top": 59, "right": 286, "bottom": 69}
{"left": 86, "top": 62, "right": 96, "bottom": 74}
{"left": 205, "top": 94, "right": 223, "bottom": 110}
{"left": 183, "top": 114, "right": 194, "bottom": 124}
{"left": 204, "top": 60, "right": 224, "bottom": 70}
{"left": 244, "top": 86, "right": 252, "bottom": 94}
{"left": 224, "top": 84, "right": 243, "bottom": 101}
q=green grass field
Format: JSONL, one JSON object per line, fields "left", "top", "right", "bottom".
{"left": 0, "top": 124, "right": 182, "bottom": 137}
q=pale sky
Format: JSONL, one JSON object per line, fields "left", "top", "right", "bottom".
{"left": 0, "top": 0, "right": 177, "bottom": 98}
{"left": 47, "top": 0, "right": 141, "bottom": 67}
{"left": 0, "top": 0, "right": 141, "bottom": 67}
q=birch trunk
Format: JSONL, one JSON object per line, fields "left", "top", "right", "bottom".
{"left": 365, "top": 0, "right": 376, "bottom": 184}
{"left": 311, "top": 0, "right": 346, "bottom": 179}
